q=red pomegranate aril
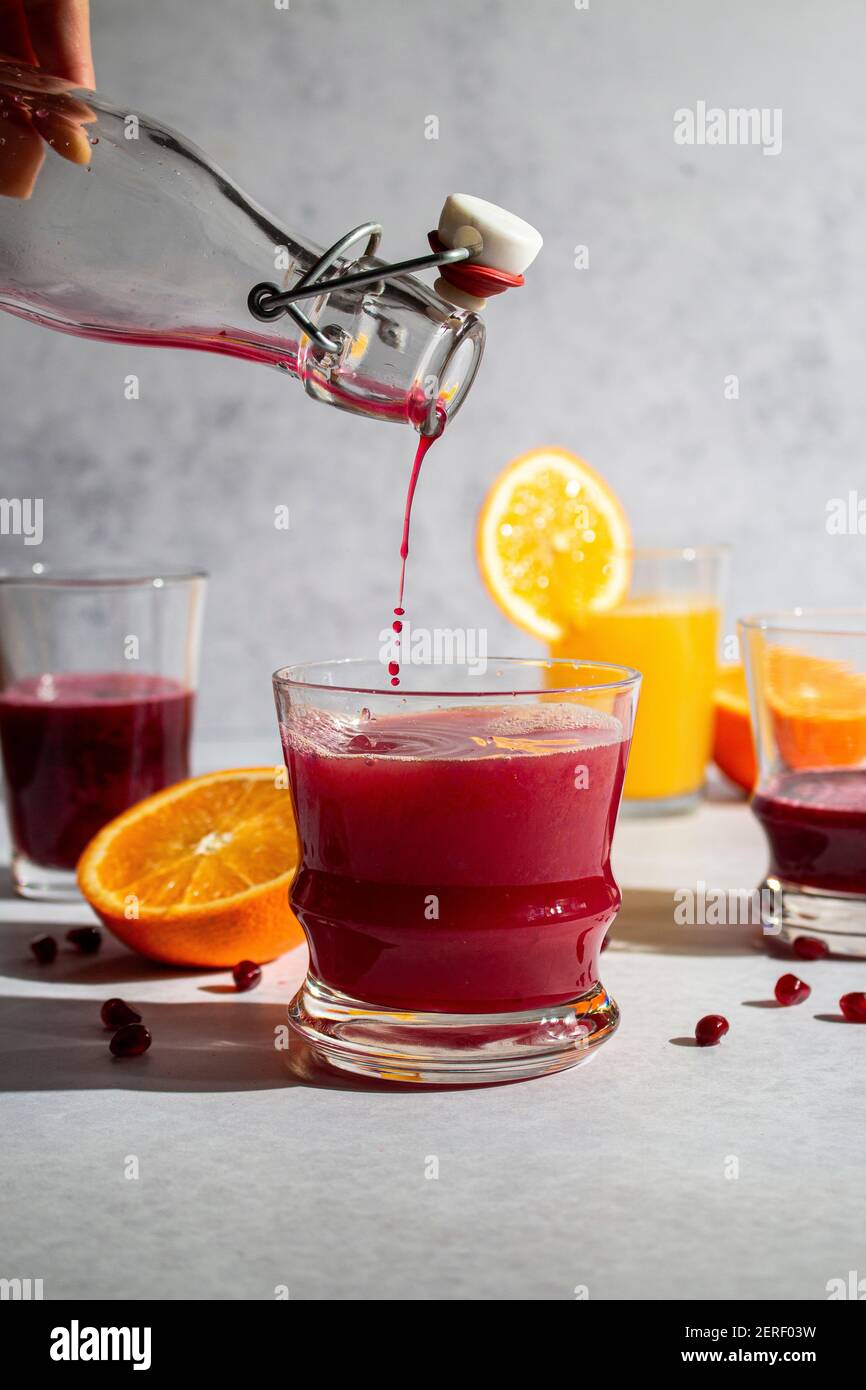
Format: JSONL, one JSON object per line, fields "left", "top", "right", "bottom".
{"left": 233, "top": 959, "right": 262, "bottom": 992}
{"left": 100, "top": 998, "right": 142, "bottom": 1029}
{"left": 30, "top": 934, "right": 57, "bottom": 964}
{"left": 774, "top": 973, "right": 811, "bottom": 1006}
{"left": 109, "top": 1023, "right": 152, "bottom": 1058}
{"left": 793, "top": 936, "right": 829, "bottom": 961}
{"left": 695, "top": 1014, "right": 729, "bottom": 1046}
{"left": 839, "top": 992, "right": 866, "bottom": 1023}
{"left": 66, "top": 926, "right": 102, "bottom": 954}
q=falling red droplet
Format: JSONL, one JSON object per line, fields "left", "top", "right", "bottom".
{"left": 30, "top": 935, "right": 57, "bottom": 964}
{"left": 110, "top": 1024, "right": 152, "bottom": 1058}
{"left": 232, "top": 960, "right": 262, "bottom": 992}
{"left": 388, "top": 662, "right": 399, "bottom": 677}
{"left": 695, "top": 1014, "right": 729, "bottom": 1046}
{"left": 392, "top": 620, "right": 403, "bottom": 634}
{"left": 66, "top": 926, "right": 102, "bottom": 954}
{"left": 394, "top": 607, "right": 404, "bottom": 617}
{"left": 839, "top": 991, "right": 866, "bottom": 1023}
{"left": 774, "top": 973, "right": 811, "bottom": 1006}
{"left": 390, "top": 676, "right": 399, "bottom": 686}
{"left": 793, "top": 936, "right": 829, "bottom": 961}
{"left": 100, "top": 998, "right": 142, "bottom": 1029}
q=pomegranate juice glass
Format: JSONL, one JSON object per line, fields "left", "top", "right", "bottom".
{"left": 274, "top": 657, "right": 640, "bottom": 1084}
{"left": 0, "top": 569, "right": 206, "bottom": 900}
{"left": 741, "top": 609, "right": 866, "bottom": 957}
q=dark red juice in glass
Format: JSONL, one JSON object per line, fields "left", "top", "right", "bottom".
{"left": 282, "top": 702, "right": 629, "bottom": 1012}
{"left": 0, "top": 671, "right": 194, "bottom": 869}
{"left": 752, "top": 769, "right": 866, "bottom": 895}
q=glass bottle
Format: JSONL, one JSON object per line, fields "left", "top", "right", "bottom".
{"left": 0, "top": 59, "right": 488, "bottom": 432}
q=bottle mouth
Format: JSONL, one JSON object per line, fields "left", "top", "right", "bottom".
{"left": 418, "top": 312, "right": 485, "bottom": 434}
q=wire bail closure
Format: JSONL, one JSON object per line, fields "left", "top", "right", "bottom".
{"left": 247, "top": 221, "right": 474, "bottom": 355}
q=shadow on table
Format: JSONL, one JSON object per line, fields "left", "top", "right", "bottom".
{"left": 0, "top": 918, "right": 490, "bottom": 1096}
{"left": 0, "top": 991, "right": 509, "bottom": 1096}
{"left": 0, "top": 994, "right": 300, "bottom": 1093}
{"left": 611, "top": 888, "right": 759, "bottom": 956}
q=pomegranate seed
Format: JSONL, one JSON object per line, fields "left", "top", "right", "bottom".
{"left": 695, "top": 1014, "right": 729, "bottom": 1046}
{"left": 30, "top": 934, "right": 57, "bottom": 964}
{"left": 100, "top": 998, "right": 142, "bottom": 1029}
{"left": 774, "top": 973, "right": 811, "bottom": 1006}
{"left": 66, "top": 926, "right": 101, "bottom": 954}
{"left": 793, "top": 936, "right": 829, "bottom": 961}
{"left": 839, "top": 992, "right": 866, "bottom": 1023}
{"left": 109, "top": 1023, "right": 152, "bottom": 1058}
{"left": 232, "top": 960, "right": 262, "bottom": 992}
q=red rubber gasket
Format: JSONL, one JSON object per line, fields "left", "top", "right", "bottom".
{"left": 428, "top": 232, "right": 524, "bottom": 298}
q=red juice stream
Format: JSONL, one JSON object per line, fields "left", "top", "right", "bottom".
{"left": 281, "top": 703, "right": 630, "bottom": 1012}
{"left": 389, "top": 403, "right": 447, "bottom": 686}
{"left": 0, "top": 671, "right": 194, "bottom": 869}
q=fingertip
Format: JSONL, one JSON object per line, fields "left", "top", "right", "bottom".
{"left": 32, "top": 109, "right": 92, "bottom": 165}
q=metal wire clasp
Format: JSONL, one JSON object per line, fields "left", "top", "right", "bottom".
{"left": 247, "top": 221, "right": 472, "bottom": 354}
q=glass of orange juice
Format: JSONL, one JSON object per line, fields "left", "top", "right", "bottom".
{"left": 551, "top": 547, "right": 727, "bottom": 813}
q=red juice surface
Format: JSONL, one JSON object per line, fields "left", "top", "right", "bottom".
{"left": 752, "top": 769, "right": 866, "bottom": 895}
{"left": 281, "top": 702, "right": 629, "bottom": 1012}
{"left": 0, "top": 672, "right": 194, "bottom": 869}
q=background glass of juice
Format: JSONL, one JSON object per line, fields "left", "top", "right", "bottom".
{"left": 741, "top": 609, "right": 866, "bottom": 958}
{"left": 551, "top": 546, "right": 726, "bottom": 815}
{"left": 274, "top": 656, "right": 640, "bottom": 1085}
{"left": 0, "top": 568, "right": 207, "bottom": 900}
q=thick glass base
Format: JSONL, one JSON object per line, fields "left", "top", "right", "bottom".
{"left": 287, "top": 975, "right": 620, "bottom": 1085}
{"left": 760, "top": 876, "right": 866, "bottom": 958}
{"left": 12, "top": 852, "right": 82, "bottom": 902}
{"left": 620, "top": 788, "right": 701, "bottom": 818}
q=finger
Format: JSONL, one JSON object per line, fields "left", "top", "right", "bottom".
{"left": 32, "top": 106, "right": 91, "bottom": 163}
{"left": 22, "top": 0, "right": 94, "bottom": 88}
{"left": 1, "top": 61, "right": 95, "bottom": 111}
{"left": 0, "top": 107, "right": 45, "bottom": 197}
{"left": 32, "top": 89, "right": 95, "bottom": 121}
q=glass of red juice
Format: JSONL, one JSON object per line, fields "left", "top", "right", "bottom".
{"left": 274, "top": 657, "right": 640, "bottom": 1084}
{"left": 741, "top": 609, "right": 866, "bottom": 957}
{"left": 0, "top": 569, "right": 206, "bottom": 900}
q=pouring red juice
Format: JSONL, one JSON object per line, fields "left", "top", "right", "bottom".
{"left": 275, "top": 341, "right": 639, "bottom": 1078}
{"left": 0, "top": 671, "right": 193, "bottom": 870}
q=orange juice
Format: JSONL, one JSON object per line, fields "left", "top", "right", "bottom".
{"left": 553, "top": 597, "right": 721, "bottom": 803}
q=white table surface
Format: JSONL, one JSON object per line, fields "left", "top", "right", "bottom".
{"left": 1, "top": 742, "right": 863, "bottom": 1302}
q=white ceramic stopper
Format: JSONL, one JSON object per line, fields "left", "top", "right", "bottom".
{"left": 434, "top": 193, "right": 543, "bottom": 310}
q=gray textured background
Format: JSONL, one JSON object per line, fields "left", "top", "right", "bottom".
{"left": 2, "top": 0, "right": 864, "bottom": 734}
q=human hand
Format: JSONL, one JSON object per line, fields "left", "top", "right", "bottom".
{"left": 0, "top": 0, "right": 95, "bottom": 197}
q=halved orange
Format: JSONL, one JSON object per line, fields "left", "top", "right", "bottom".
{"left": 712, "top": 664, "right": 757, "bottom": 792}
{"left": 765, "top": 647, "right": 866, "bottom": 770}
{"left": 77, "top": 767, "right": 303, "bottom": 968}
{"left": 476, "top": 448, "right": 632, "bottom": 641}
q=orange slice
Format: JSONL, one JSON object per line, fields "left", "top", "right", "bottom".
{"left": 476, "top": 448, "right": 631, "bottom": 642}
{"left": 712, "top": 664, "right": 757, "bottom": 792}
{"left": 77, "top": 767, "right": 303, "bottom": 968}
{"left": 764, "top": 648, "right": 866, "bottom": 770}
